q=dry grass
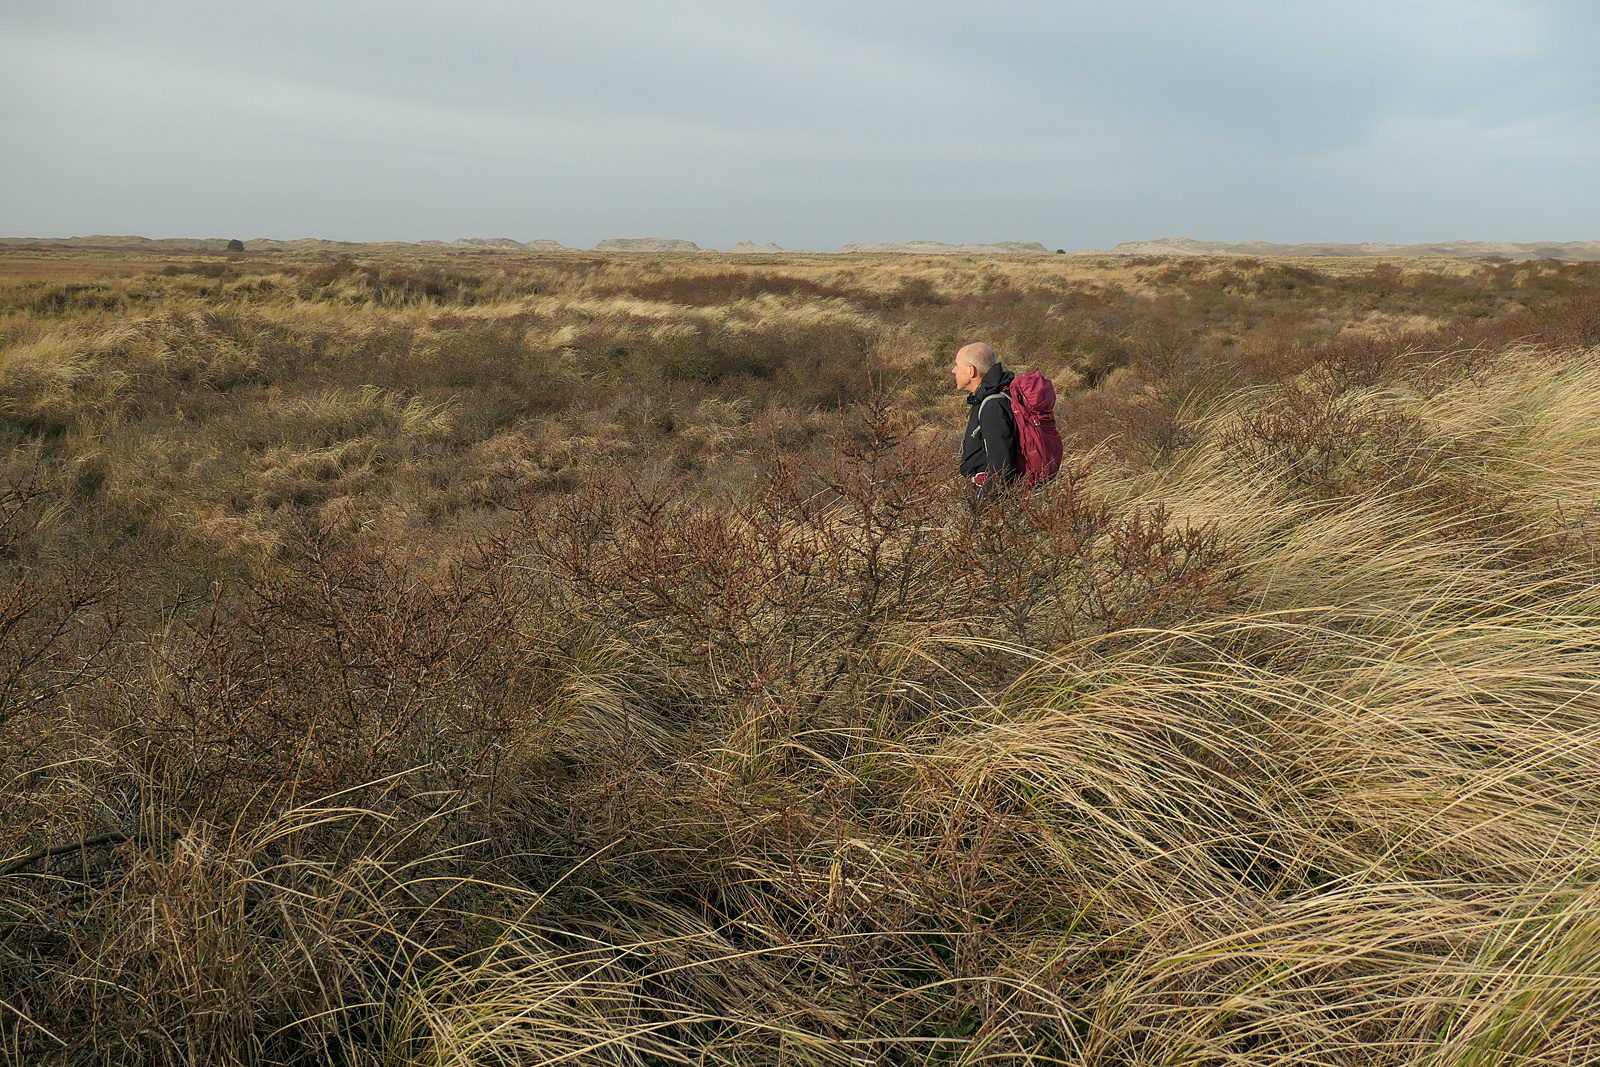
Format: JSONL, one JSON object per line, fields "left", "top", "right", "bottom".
{"left": 3, "top": 249, "right": 1600, "bottom": 1064}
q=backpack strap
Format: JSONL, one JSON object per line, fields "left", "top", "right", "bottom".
{"left": 971, "top": 392, "right": 1011, "bottom": 439}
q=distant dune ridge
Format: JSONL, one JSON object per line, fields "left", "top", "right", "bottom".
{"left": 0, "top": 235, "right": 399, "bottom": 252}
{"left": 4, "top": 233, "right": 1599, "bottom": 260}
{"left": 1111, "top": 236, "right": 1600, "bottom": 262}
{"left": 838, "top": 240, "right": 1049, "bottom": 254}
{"left": 593, "top": 237, "right": 701, "bottom": 252}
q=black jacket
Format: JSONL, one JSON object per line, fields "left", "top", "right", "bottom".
{"left": 960, "top": 364, "right": 1017, "bottom": 494}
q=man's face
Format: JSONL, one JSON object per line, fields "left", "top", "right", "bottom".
{"left": 950, "top": 357, "right": 978, "bottom": 393}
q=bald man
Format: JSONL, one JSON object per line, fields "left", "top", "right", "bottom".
{"left": 950, "top": 341, "right": 1017, "bottom": 502}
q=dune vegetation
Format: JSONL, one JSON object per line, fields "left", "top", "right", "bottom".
{"left": 3, "top": 247, "right": 1600, "bottom": 1065}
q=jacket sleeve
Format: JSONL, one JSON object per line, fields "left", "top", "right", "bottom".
{"left": 978, "top": 396, "right": 1018, "bottom": 488}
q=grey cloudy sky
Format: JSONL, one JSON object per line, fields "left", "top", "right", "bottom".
{"left": 3, "top": 1, "right": 1596, "bottom": 250}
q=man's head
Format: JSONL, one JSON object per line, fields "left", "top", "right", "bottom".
{"left": 950, "top": 341, "right": 998, "bottom": 393}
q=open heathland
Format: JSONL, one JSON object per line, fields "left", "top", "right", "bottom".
{"left": 3, "top": 247, "right": 1600, "bottom": 1064}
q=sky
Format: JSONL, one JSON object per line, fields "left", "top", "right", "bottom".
{"left": 2, "top": 0, "right": 1597, "bottom": 251}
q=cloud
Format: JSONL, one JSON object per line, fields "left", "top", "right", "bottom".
{"left": 2, "top": 1, "right": 1596, "bottom": 247}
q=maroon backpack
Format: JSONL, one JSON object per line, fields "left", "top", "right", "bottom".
{"left": 1003, "top": 370, "right": 1063, "bottom": 488}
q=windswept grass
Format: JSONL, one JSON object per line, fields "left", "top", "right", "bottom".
{"left": 3, "top": 249, "right": 1600, "bottom": 1063}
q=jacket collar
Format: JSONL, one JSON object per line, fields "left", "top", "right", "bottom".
{"left": 967, "top": 362, "right": 1008, "bottom": 405}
